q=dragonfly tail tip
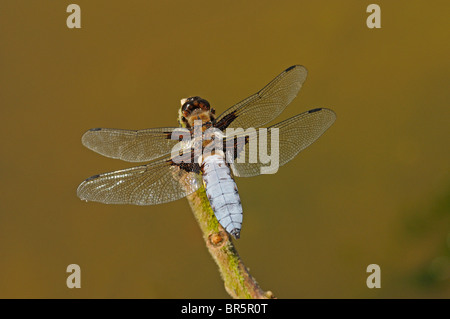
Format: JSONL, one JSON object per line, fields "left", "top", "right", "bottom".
{"left": 230, "top": 229, "right": 240, "bottom": 239}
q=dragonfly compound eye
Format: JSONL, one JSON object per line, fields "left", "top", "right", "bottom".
{"left": 182, "top": 96, "right": 211, "bottom": 115}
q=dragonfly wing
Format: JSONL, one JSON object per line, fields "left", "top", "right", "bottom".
{"left": 215, "top": 65, "right": 308, "bottom": 130}
{"left": 81, "top": 127, "right": 189, "bottom": 162}
{"left": 227, "top": 108, "right": 336, "bottom": 177}
{"left": 77, "top": 158, "right": 201, "bottom": 205}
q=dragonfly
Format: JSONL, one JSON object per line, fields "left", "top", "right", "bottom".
{"left": 77, "top": 65, "right": 336, "bottom": 239}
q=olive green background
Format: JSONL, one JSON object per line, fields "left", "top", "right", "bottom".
{"left": 0, "top": 1, "right": 448, "bottom": 298}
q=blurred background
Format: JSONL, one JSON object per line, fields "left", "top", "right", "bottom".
{"left": 0, "top": 1, "right": 448, "bottom": 298}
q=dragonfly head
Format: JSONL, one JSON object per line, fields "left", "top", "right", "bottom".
{"left": 178, "top": 96, "right": 216, "bottom": 128}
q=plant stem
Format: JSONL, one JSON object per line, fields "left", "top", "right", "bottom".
{"left": 186, "top": 185, "right": 275, "bottom": 299}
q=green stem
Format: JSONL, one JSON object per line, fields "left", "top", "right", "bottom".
{"left": 186, "top": 185, "right": 274, "bottom": 299}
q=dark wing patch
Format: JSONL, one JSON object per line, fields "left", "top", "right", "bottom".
{"left": 215, "top": 111, "right": 238, "bottom": 131}
{"left": 167, "top": 149, "right": 201, "bottom": 174}
{"left": 308, "top": 108, "right": 322, "bottom": 113}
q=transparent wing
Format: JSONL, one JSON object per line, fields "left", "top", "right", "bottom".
{"left": 225, "top": 108, "right": 336, "bottom": 177}
{"left": 81, "top": 127, "right": 187, "bottom": 162}
{"left": 77, "top": 158, "right": 201, "bottom": 205}
{"left": 215, "top": 65, "right": 308, "bottom": 130}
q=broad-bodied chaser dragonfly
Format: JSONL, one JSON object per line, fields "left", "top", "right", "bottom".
{"left": 77, "top": 65, "right": 336, "bottom": 239}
